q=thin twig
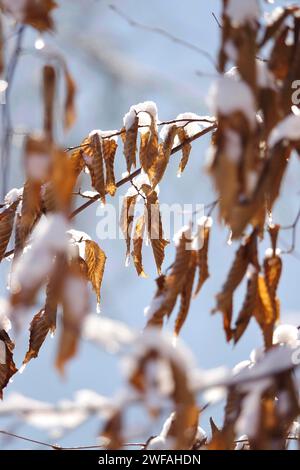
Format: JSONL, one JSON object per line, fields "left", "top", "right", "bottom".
{"left": 109, "top": 4, "right": 217, "bottom": 70}
{"left": 70, "top": 123, "right": 217, "bottom": 219}
{"left": 280, "top": 205, "right": 300, "bottom": 254}
{"left": 65, "top": 117, "right": 216, "bottom": 152}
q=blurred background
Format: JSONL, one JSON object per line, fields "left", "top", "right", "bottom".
{"left": 0, "top": 0, "right": 299, "bottom": 449}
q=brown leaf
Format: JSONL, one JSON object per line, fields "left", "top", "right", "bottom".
{"left": 213, "top": 231, "right": 258, "bottom": 341}
{"left": 1, "top": 0, "right": 57, "bottom": 31}
{"left": 0, "top": 200, "right": 18, "bottom": 262}
{"left": 102, "top": 410, "right": 123, "bottom": 450}
{"left": 43, "top": 65, "right": 56, "bottom": 139}
{"left": 177, "top": 127, "right": 192, "bottom": 176}
{"left": 146, "top": 228, "right": 192, "bottom": 329}
{"left": 233, "top": 268, "right": 258, "bottom": 344}
{"left": 174, "top": 251, "right": 197, "bottom": 336}
{"left": 51, "top": 145, "right": 78, "bottom": 212}
{"left": 132, "top": 214, "right": 147, "bottom": 277}
{"left": 139, "top": 116, "right": 159, "bottom": 177}
{"left": 55, "top": 257, "right": 89, "bottom": 373}
{"left": 144, "top": 186, "right": 169, "bottom": 274}
{"left": 103, "top": 138, "right": 117, "bottom": 196}
{"left": 120, "top": 194, "right": 138, "bottom": 262}
{"left": 23, "top": 257, "right": 65, "bottom": 365}
{"left": 91, "top": 133, "right": 105, "bottom": 201}
{"left": 194, "top": 222, "right": 211, "bottom": 296}
{"left": 123, "top": 115, "right": 138, "bottom": 173}
{"left": 149, "top": 125, "right": 177, "bottom": 187}
{"left": 63, "top": 64, "right": 76, "bottom": 130}
{"left": 85, "top": 240, "right": 106, "bottom": 305}
{"left": 0, "top": 330, "right": 18, "bottom": 399}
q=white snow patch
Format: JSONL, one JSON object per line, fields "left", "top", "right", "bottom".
{"left": 226, "top": 0, "right": 260, "bottom": 27}
{"left": 123, "top": 101, "right": 158, "bottom": 132}
{"left": 268, "top": 114, "right": 300, "bottom": 147}
{"left": 273, "top": 324, "right": 299, "bottom": 347}
{"left": 208, "top": 76, "right": 256, "bottom": 128}
{"left": 4, "top": 187, "right": 23, "bottom": 206}
{"left": 83, "top": 314, "right": 135, "bottom": 352}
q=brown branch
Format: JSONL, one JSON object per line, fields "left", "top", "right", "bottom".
{"left": 70, "top": 123, "right": 217, "bottom": 218}
{"left": 65, "top": 117, "right": 216, "bottom": 152}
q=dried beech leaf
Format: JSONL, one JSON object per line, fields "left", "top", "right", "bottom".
{"left": 149, "top": 125, "right": 177, "bottom": 187}
{"left": 103, "top": 139, "right": 117, "bottom": 196}
{"left": 132, "top": 214, "right": 147, "bottom": 277}
{"left": 174, "top": 251, "right": 197, "bottom": 336}
{"left": 102, "top": 410, "right": 123, "bottom": 450}
{"left": 129, "top": 342, "right": 198, "bottom": 449}
{"left": 23, "top": 309, "right": 52, "bottom": 365}
{"left": 146, "top": 229, "right": 192, "bottom": 329}
{"left": 144, "top": 186, "right": 169, "bottom": 275}
{"left": 63, "top": 64, "right": 76, "bottom": 130}
{"left": 0, "top": 201, "right": 18, "bottom": 262}
{"left": 51, "top": 145, "right": 78, "bottom": 212}
{"left": 55, "top": 257, "right": 89, "bottom": 373}
{"left": 123, "top": 115, "right": 138, "bottom": 173}
{"left": 177, "top": 127, "right": 192, "bottom": 176}
{"left": 85, "top": 240, "right": 106, "bottom": 305}
{"left": 120, "top": 195, "right": 137, "bottom": 262}
{"left": 213, "top": 231, "right": 258, "bottom": 341}
{"left": 139, "top": 116, "right": 159, "bottom": 177}
{"left": 0, "top": 330, "right": 18, "bottom": 399}
{"left": 23, "top": 257, "right": 65, "bottom": 365}
{"left": 233, "top": 269, "right": 258, "bottom": 344}
{"left": 0, "top": 0, "right": 57, "bottom": 31}
{"left": 194, "top": 224, "right": 211, "bottom": 296}
{"left": 43, "top": 65, "right": 56, "bottom": 139}
{"left": 91, "top": 133, "right": 105, "bottom": 201}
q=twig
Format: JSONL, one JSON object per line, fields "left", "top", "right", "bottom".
{"left": 0, "top": 429, "right": 60, "bottom": 450}
{"left": 280, "top": 205, "right": 300, "bottom": 254}
{"left": 109, "top": 4, "right": 217, "bottom": 70}
{"left": 65, "top": 117, "right": 216, "bottom": 152}
{"left": 70, "top": 123, "right": 217, "bottom": 219}
{"left": 212, "top": 12, "right": 222, "bottom": 29}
